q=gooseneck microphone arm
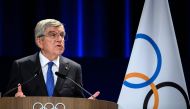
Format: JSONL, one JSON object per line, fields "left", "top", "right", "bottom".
{"left": 3, "top": 70, "right": 40, "bottom": 97}
{"left": 55, "top": 72, "right": 95, "bottom": 99}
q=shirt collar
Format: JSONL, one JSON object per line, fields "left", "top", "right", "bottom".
{"left": 39, "top": 51, "right": 60, "bottom": 67}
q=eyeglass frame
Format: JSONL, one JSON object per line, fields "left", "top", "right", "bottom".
{"left": 38, "top": 31, "right": 66, "bottom": 39}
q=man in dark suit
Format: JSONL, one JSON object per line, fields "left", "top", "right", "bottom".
{"left": 6, "top": 19, "right": 100, "bottom": 98}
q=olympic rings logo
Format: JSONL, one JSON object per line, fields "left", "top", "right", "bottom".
{"left": 123, "top": 34, "right": 190, "bottom": 109}
{"left": 33, "top": 102, "right": 66, "bottom": 109}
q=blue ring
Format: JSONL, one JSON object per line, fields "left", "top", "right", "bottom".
{"left": 124, "top": 33, "right": 162, "bottom": 88}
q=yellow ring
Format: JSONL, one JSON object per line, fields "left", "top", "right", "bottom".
{"left": 125, "top": 72, "right": 159, "bottom": 109}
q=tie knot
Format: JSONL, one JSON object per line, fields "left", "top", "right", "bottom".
{"left": 48, "top": 62, "right": 54, "bottom": 68}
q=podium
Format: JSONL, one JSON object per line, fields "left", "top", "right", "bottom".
{"left": 0, "top": 97, "right": 118, "bottom": 109}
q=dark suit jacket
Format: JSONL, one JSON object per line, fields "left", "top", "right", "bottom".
{"left": 6, "top": 52, "right": 84, "bottom": 97}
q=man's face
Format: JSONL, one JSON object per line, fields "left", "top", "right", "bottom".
{"left": 36, "top": 26, "right": 65, "bottom": 60}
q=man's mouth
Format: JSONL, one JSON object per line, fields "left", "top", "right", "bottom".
{"left": 56, "top": 45, "right": 63, "bottom": 48}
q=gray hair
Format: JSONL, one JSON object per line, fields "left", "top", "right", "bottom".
{"left": 34, "top": 19, "right": 65, "bottom": 39}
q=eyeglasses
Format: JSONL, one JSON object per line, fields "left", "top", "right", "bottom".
{"left": 41, "top": 31, "right": 66, "bottom": 39}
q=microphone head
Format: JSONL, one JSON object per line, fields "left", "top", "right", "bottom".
{"left": 36, "top": 70, "right": 40, "bottom": 75}
{"left": 55, "top": 72, "right": 66, "bottom": 79}
{"left": 33, "top": 68, "right": 41, "bottom": 77}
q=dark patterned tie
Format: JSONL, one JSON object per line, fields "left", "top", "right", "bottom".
{"left": 46, "top": 62, "right": 54, "bottom": 96}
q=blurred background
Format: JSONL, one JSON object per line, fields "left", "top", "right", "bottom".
{"left": 0, "top": 0, "right": 189, "bottom": 102}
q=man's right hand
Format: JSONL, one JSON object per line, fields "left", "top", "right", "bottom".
{"left": 15, "top": 83, "right": 26, "bottom": 97}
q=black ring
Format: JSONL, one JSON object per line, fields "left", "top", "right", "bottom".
{"left": 143, "top": 82, "right": 190, "bottom": 109}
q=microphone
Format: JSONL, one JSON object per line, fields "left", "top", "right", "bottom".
{"left": 3, "top": 69, "right": 41, "bottom": 97}
{"left": 55, "top": 71, "right": 95, "bottom": 99}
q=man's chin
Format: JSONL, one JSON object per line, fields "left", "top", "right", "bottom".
{"left": 57, "top": 50, "right": 64, "bottom": 55}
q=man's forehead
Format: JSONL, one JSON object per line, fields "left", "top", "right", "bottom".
{"left": 45, "top": 26, "right": 65, "bottom": 32}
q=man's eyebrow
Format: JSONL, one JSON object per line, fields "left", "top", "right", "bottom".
{"left": 48, "top": 31, "right": 64, "bottom": 33}
{"left": 48, "top": 31, "right": 56, "bottom": 33}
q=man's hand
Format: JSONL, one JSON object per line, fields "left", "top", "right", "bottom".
{"left": 88, "top": 91, "right": 100, "bottom": 100}
{"left": 15, "top": 83, "right": 26, "bottom": 97}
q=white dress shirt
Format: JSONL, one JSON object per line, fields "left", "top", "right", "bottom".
{"left": 39, "top": 52, "right": 59, "bottom": 85}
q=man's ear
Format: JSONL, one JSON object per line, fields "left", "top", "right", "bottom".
{"left": 35, "top": 37, "right": 42, "bottom": 48}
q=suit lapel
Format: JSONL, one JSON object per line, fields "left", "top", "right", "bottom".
{"left": 37, "top": 69, "right": 48, "bottom": 96}
{"left": 54, "top": 56, "right": 69, "bottom": 96}
{"left": 32, "top": 53, "right": 48, "bottom": 96}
